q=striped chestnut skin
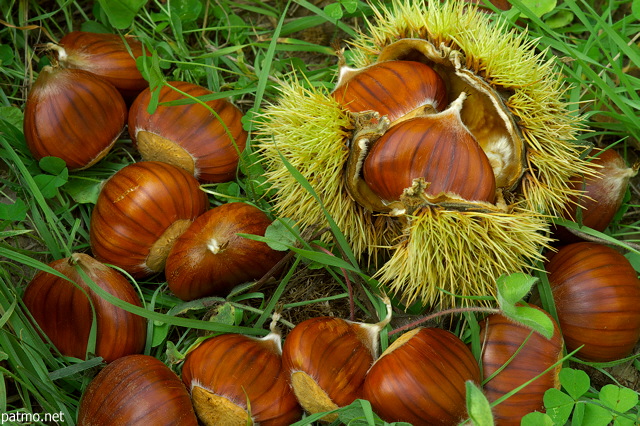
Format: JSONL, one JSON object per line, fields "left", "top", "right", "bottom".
{"left": 363, "top": 108, "right": 496, "bottom": 204}
{"left": 555, "top": 148, "right": 637, "bottom": 243}
{"left": 362, "top": 327, "right": 480, "bottom": 425}
{"left": 55, "top": 31, "right": 149, "bottom": 101}
{"left": 181, "top": 333, "right": 302, "bottom": 425}
{"left": 281, "top": 316, "right": 379, "bottom": 422}
{"left": 479, "top": 308, "right": 563, "bottom": 425}
{"left": 90, "top": 161, "right": 208, "bottom": 278}
{"left": 165, "top": 202, "right": 285, "bottom": 301}
{"left": 78, "top": 354, "right": 198, "bottom": 425}
{"left": 545, "top": 242, "right": 640, "bottom": 362}
{"left": 332, "top": 60, "right": 448, "bottom": 123}
{"left": 23, "top": 66, "right": 126, "bottom": 170}
{"left": 22, "top": 253, "right": 146, "bottom": 363}
{"left": 128, "top": 81, "right": 248, "bottom": 183}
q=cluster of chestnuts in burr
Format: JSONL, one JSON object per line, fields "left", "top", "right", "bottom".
{"left": 18, "top": 12, "right": 640, "bottom": 426}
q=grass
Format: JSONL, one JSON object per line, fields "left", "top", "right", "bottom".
{"left": 0, "top": 0, "right": 639, "bottom": 424}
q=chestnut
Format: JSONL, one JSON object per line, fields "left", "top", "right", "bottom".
{"left": 181, "top": 324, "right": 302, "bottom": 425}
{"left": 78, "top": 354, "right": 198, "bottom": 425}
{"left": 52, "top": 31, "right": 149, "bottom": 101}
{"left": 281, "top": 313, "right": 389, "bottom": 422}
{"left": 22, "top": 253, "right": 146, "bottom": 363}
{"left": 90, "top": 161, "right": 208, "bottom": 278}
{"left": 165, "top": 202, "right": 285, "bottom": 301}
{"left": 332, "top": 60, "right": 448, "bottom": 123}
{"left": 555, "top": 148, "right": 638, "bottom": 243}
{"left": 362, "top": 94, "right": 497, "bottom": 205}
{"left": 128, "top": 81, "right": 248, "bottom": 183}
{"left": 362, "top": 327, "right": 480, "bottom": 425}
{"left": 545, "top": 241, "right": 640, "bottom": 362}
{"left": 23, "top": 65, "right": 127, "bottom": 170}
{"left": 479, "top": 307, "right": 564, "bottom": 424}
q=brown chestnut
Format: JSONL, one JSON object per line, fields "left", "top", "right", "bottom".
{"left": 128, "top": 81, "right": 248, "bottom": 183}
{"left": 479, "top": 307, "right": 564, "bottom": 425}
{"left": 52, "top": 31, "right": 149, "bottom": 101}
{"left": 555, "top": 148, "right": 638, "bottom": 243}
{"left": 23, "top": 65, "right": 127, "bottom": 170}
{"left": 545, "top": 242, "right": 640, "bottom": 362}
{"left": 78, "top": 354, "right": 198, "bottom": 425}
{"left": 332, "top": 60, "right": 448, "bottom": 123}
{"left": 181, "top": 324, "right": 302, "bottom": 425}
{"left": 281, "top": 314, "right": 388, "bottom": 422}
{"left": 165, "top": 202, "right": 285, "bottom": 301}
{"left": 22, "top": 253, "right": 146, "bottom": 363}
{"left": 90, "top": 161, "right": 208, "bottom": 278}
{"left": 362, "top": 327, "right": 480, "bottom": 425}
{"left": 362, "top": 94, "right": 496, "bottom": 205}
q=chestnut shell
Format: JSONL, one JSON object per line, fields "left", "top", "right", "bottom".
{"left": 545, "top": 242, "right": 640, "bottom": 362}
{"left": 22, "top": 253, "right": 146, "bottom": 363}
{"left": 78, "top": 354, "right": 198, "bottom": 425}
{"left": 23, "top": 66, "right": 127, "bottom": 170}
{"left": 90, "top": 161, "right": 208, "bottom": 278}
{"left": 165, "top": 202, "right": 285, "bottom": 300}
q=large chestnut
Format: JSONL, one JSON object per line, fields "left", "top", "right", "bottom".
{"left": 545, "top": 242, "right": 640, "bottom": 362}
{"left": 22, "top": 253, "right": 146, "bottom": 363}
{"left": 479, "top": 307, "right": 564, "bottom": 425}
{"left": 281, "top": 315, "right": 388, "bottom": 422}
{"left": 52, "top": 31, "right": 149, "bottom": 101}
{"left": 165, "top": 202, "right": 285, "bottom": 301}
{"left": 362, "top": 94, "right": 497, "bottom": 205}
{"left": 90, "top": 161, "right": 208, "bottom": 278}
{"left": 78, "top": 354, "right": 198, "bottom": 425}
{"left": 23, "top": 66, "right": 127, "bottom": 170}
{"left": 362, "top": 327, "right": 480, "bottom": 425}
{"left": 332, "top": 60, "right": 448, "bottom": 123}
{"left": 128, "top": 81, "right": 248, "bottom": 183}
{"left": 181, "top": 326, "right": 302, "bottom": 425}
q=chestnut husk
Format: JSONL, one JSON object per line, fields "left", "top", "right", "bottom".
{"left": 23, "top": 65, "right": 127, "bottom": 170}
{"left": 22, "top": 253, "right": 146, "bottom": 362}
{"left": 78, "top": 354, "right": 198, "bottom": 425}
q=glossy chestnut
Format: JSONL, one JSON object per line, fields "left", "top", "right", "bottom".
{"left": 90, "top": 161, "right": 208, "bottom": 278}
{"left": 362, "top": 327, "right": 480, "bottom": 425}
{"left": 23, "top": 66, "right": 126, "bottom": 170}
{"left": 479, "top": 308, "right": 564, "bottom": 425}
{"left": 78, "top": 354, "right": 198, "bottom": 425}
{"left": 128, "top": 81, "right": 248, "bottom": 183}
{"left": 54, "top": 31, "right": 149, "bottom": 100}
{"left": 332, "top": 60, "right": 448, "bottom": 123}
{"left": 181, "top": 328, "right": 302, "bottom": 425}
{"left": 165, "top": 202, "right": 285, "bottom": 301}
{"left": 545, "top": 242, "right": 640, "bottom": 362}
{"left": 22, "top": 253, "right": 146, "bottom": 363}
